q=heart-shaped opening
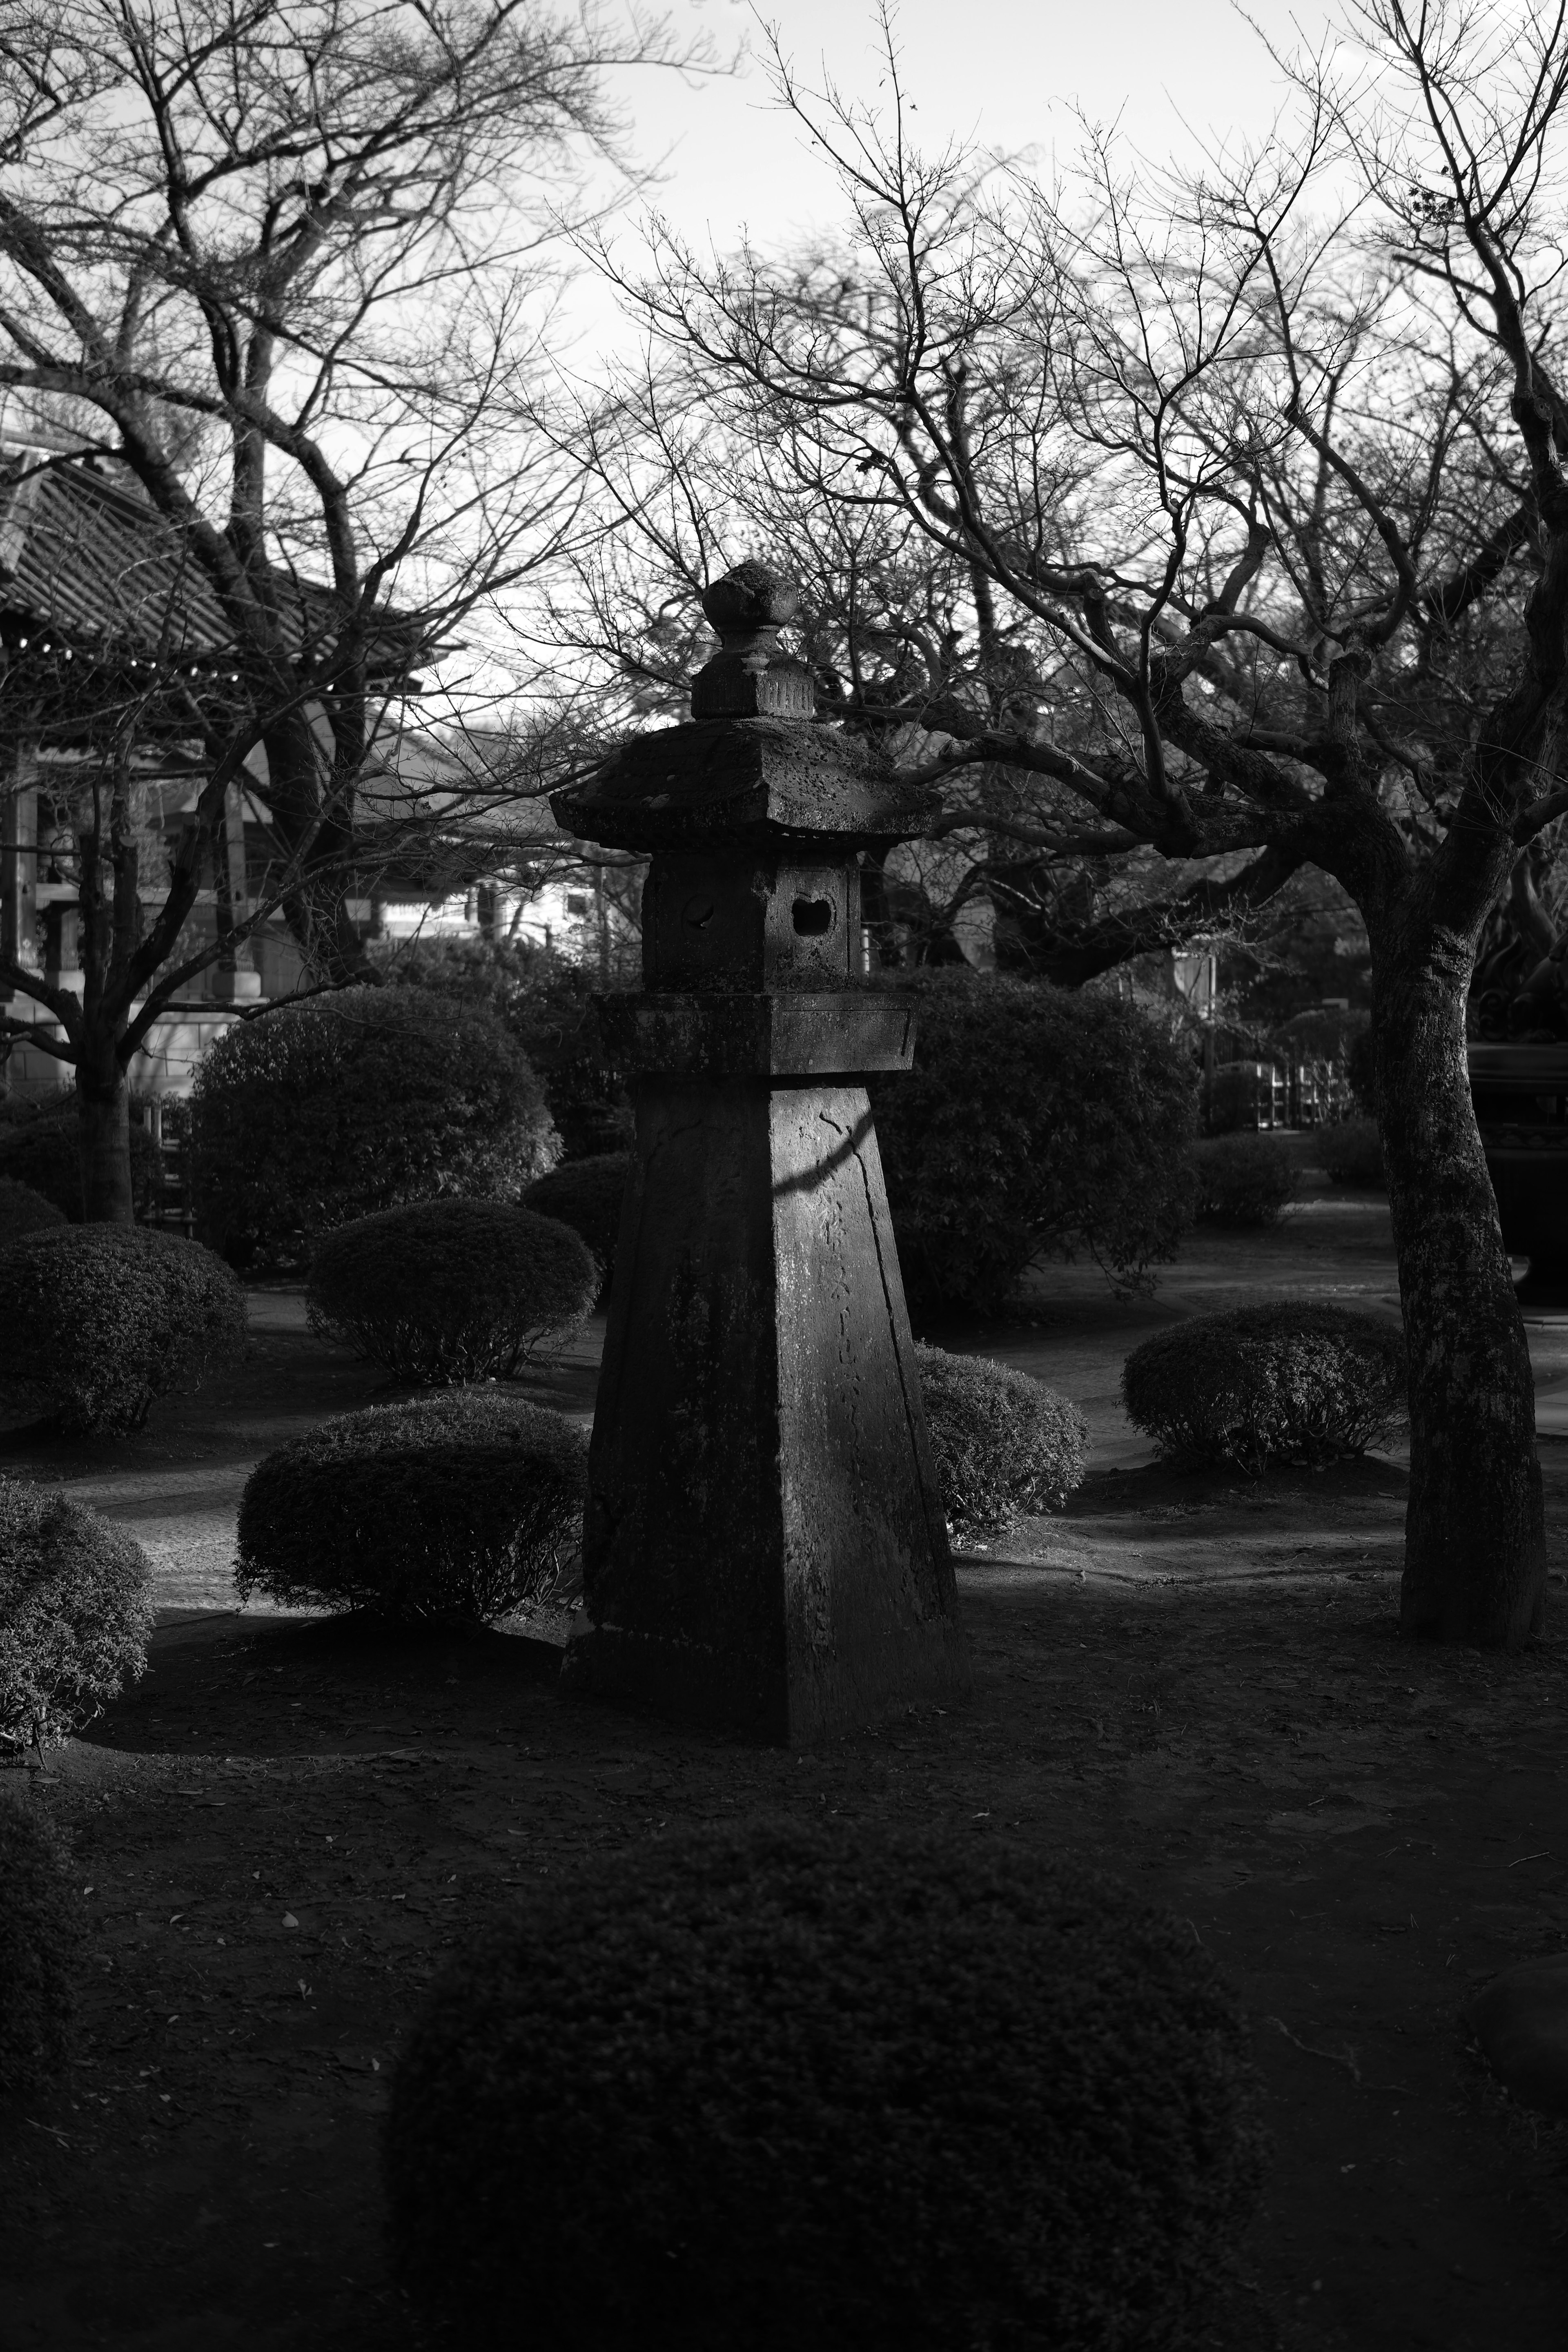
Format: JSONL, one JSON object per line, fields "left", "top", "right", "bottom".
{"left": 791, "top": 896, "right": 835, "bottom": 937}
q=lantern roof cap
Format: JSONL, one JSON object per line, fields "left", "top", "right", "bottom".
{"left": 552, "top": 562, "right": 943, "bottom": 851}
{"left": 552, "top": 715, "right": 940, "bottom": 853}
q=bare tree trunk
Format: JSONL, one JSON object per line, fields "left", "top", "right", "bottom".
{"left": 77, "top": 1042, "right": 136, "bottom": 1225}
{"left": 1374, "top": 927, "right": 1546, "bottom": 1647}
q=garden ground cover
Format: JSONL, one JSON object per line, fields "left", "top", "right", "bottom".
{"left": 1, "top": 1178, "right": 1566, "bottom": 2349}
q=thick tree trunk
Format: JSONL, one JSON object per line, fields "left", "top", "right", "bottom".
{"left": 1374, "top": 926, "right": 1546, "bottom": 1647}
{"left": 77, "top": 1046, "right": 136, "bottom": 1225}
{"left": 263, "top": 713, "right": 376, "bottom": 985}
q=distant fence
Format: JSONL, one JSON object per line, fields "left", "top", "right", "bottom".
{"left": 1205, "top": 1057, "right": 1357, "bottom": 1134}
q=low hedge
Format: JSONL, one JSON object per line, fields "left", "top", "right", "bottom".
{"left": 1317, "top": 1117, "right": 1386, "bottom": 1189}
{"left": 1191, "top": 1135, "right": 1298, "bottom": 1228}
{"left": 0, "top": 1177, "right": 67, "bottom": 1245}
{"left": 0, "top": 1804, "right": 82, "bottom": 2094}
{"left": 0, "top": 1480, "right": 153, "bottom": 1751}
{"left": 1122, "top": 1303, "right": 1407, "bottom": 1473}
{"left": 237, "top": 1393, "right": 589, "bottom": 1621}
{"left": 307, "top": 1202, "right": 598, "bottom": 1384}
{"left": 0, "top": 1227, "right": 248, "bottom": 1437}
{"left": 384, "top": 1818, "right": 1267, "bottom": 2352}
{"left": 521, "top": 1152, "right": 631, "bottom": 1286}
{"left": 916, "top": 1343, "right": 1087, "bottom": 1533}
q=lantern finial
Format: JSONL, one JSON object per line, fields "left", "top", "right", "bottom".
{"left": 691, "top": 559, "right": 814, "bottom": 719}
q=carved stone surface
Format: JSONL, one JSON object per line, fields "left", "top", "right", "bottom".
{"left": 570, "top": 1082, "right": 967, "bottom": 1741}
{"left": 551, "top": 560, "right": 970, "bottom": 1745}
{"left": 595, "top": 991, "right": 917, "bottom": 1078}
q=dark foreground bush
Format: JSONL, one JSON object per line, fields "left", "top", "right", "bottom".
{"left": 0, "top": 1481, "right": 152, "bottom": 1750}
{"left": 1123, "top": 1303, "right": 1406, "bottom": 1473}
{"left": 385, "top": 1820, "right": 1267, "bottom": 2352}
{"left": 0, "top": 1177, "right": 67, "bottom": 1245}
{"left": 521, "top": 1152, "right": 631, "bottom": 1284}
{"left": 916, "top": 1343, "right": 1087, "bottom": 1532}
{"left": 190, "top": 985, "right": 559, "bottom": 1264}
{"left": 0, "top": 1097, "right": 160, "bottom": 1221}
{"left": 0, "top": 1804, "right": 82, "bottom": 2094}
{"left": 237, "top": 1394, "right": 588, "bottom": 1621}
{"left": 0, "top": 1227, "right": 247, "bottom": 1436}
{"left": 869, "top": 971, "right": 1196, "bottom": 1312}
{"left": 1317, "top": 1117, "right": 1386, "bottom": 1189}
{"left": 1191, "top": 1134, "right": 1298, "bottom": 1227}
{"left": 307, "top": 1203, "right": 597, "bottom": 1383}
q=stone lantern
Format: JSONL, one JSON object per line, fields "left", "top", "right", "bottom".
{"left": 550, "top": 561, "right": 970, "bottom": 1744}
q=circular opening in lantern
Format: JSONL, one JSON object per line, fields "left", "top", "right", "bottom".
{"left": 791, "top": 896, "right": 835, "bottom": 937}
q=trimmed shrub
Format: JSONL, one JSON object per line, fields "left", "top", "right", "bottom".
{"left": 189, "top": 986, "right": 559, "bottom": 1265}
{"left": 1317, "top": 1116, "right": 1386, "bottom": 1189}
{"left": 307, "top": 1202, "right": 597, "bottom": 1385}
{"left": 1272, "top": 1005, "right": 1367, "bottom": 1063}
{"left": 385, "top": 1818, "right": 1267, "bottom": 2352}
{"left": 0, "top": 1177, "right": 67, "bottom": 1245}
{"left": 869, "top": 971, "right": 1196, "bottom": 1313}
{"left": 916, "top": 1343, "right": 1087, "bottom": 1532}
{"left": 0, "top": 1227, "right": 247, "bottom": 1437}
{"left": 0, "top": 1480, "right": 153, "bottom": 1750}
{"left": 1123, "top": 1303, "right": 1406, "bottom": 1473}
{"left": 1191, "top": 1134, "right": 1298, "bottom": 1227}
{"left": 382, "top": 940, "right": 635, "bottom": 1160}
{"left": 521, "top": 1152, "right": 630, "bottom": 1284}
{"left": 237, "top": 1393, "right": 588, "bottom": 1621}
{"left": 0, "top": 1097, "right": 161, "bottom": 1221}
{"left": 0, "top": 1804, "right": 82, "bottom": 2094}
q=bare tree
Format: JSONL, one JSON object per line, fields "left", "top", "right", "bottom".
{"left": 0, "top": 0, "right": 711, "bottom": 1217}
{"left": 590, "top": 0, "right": 1568, "bottom": 1647}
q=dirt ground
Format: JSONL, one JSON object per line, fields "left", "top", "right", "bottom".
{"left": 2, "top": 1189, "right": 1567, "bottom": 2351}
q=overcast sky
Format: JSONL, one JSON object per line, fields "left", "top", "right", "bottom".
{"left": 599, "top": 0, "right": 1344, "bottom": 267}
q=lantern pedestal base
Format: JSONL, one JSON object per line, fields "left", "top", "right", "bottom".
{"left": 566, "top": 1076, "right": 970, "bottom": 1745}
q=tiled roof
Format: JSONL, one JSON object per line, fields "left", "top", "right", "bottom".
{"left": 0, "top": 454, "right": 419, "bottom": 677}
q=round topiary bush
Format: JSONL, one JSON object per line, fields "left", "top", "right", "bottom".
{"left": 380, "top": 939, "right": 635, "bottom": 1160}
{"left": 306, "top": 1202, "right": 598, "bottom": 1384}
{"left": 237, "top": 1393, "right": 589, "bottom": 1621}
{"left": 1191, "top": 1134, "right": 1298, "bottom": 1228}
{"left": 916, "top": 1343, "right": 1087, "bottom": 1533}
{"left": 0, "top": 1226, "right": 248, "bottom": 1437}
{"left": 0, "top": 1176, "right": 67, "bottom": 1245}
{"left": 0, "top": 1480, "right": 153, "bottom": 1750}
{"left": 869, "top": 971, "right": 1196, "bottom": 1313}
{"left": 1122, "top": 1303, "right": 1407, "bottom": 1474}
{"left": 384, "top": 1819, "right": 1267, "bottom": 2352}
{"left": 0, "top": 1096, "right": 161, "bottom": 1221}
{"left": 0, "top": 1803, "right": 82, "bottom": 2094}
{"left": 1317, "top": 1116, "right": 1386, "bottom": 1189}
{"left": 189, "top": 986, "right": 560, "bottom": 1265}
{"left": 521, "top": 1152, "right": 630, "bottom": 1285}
